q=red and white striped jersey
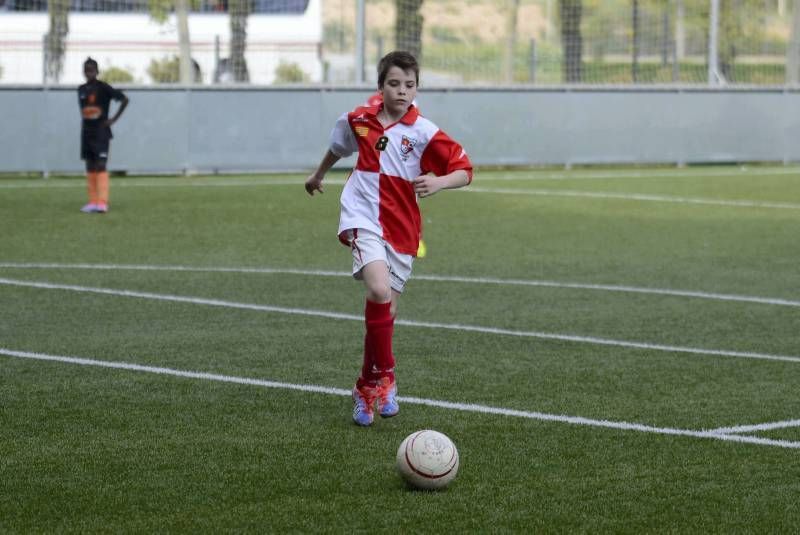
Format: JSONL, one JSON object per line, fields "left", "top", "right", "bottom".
{"left": 330, "top": 103, "right": 473, "bottom": 256}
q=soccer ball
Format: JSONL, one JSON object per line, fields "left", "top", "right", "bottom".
{"left": 396, "top": 429, "right": 459, "bottom": 490}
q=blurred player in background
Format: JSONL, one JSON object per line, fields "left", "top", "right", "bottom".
{"left": 305, "top": 51, "right": 473, "bottom": 427}
{"left": 78, "top": 57, "right": 129, "bottom": 214}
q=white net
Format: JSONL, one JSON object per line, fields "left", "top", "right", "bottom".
{"left": 327, "top": 0, "right": 796, "bottom": 86}
{"left": 0, "top": 0, "right": 796, "bottom": 85}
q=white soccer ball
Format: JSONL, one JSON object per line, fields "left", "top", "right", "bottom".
{"left": 396, "top": 429, "right": 459, "bottom": 490}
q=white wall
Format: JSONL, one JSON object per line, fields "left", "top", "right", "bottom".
{"left": 0, "top": 86, "right": 798, "bottom": 174}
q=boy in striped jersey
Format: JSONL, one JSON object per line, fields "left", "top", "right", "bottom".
{"left": 305, "top": 51, "right": 473, "bottom": 426}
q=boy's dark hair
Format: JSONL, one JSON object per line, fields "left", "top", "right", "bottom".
{"left": 84, "top": 57, "right": 99, "bottom": 70}
{"left": 377, "top": 51, "right": 419, "bottom": 88}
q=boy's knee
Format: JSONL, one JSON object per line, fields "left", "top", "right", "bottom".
{"left": 366, "top": 284, "right": 392, "bottom": 304}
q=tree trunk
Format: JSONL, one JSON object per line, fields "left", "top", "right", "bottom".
{"left": 504, "top": 0, "right": 520, "bottom": 83}
{"left": 229, "top": 0, "right": 250, "bottom": 82}
{"left": 395, "top": 0, "right": 424, "bottom": 61}
{"left": 45, "top": 0, "right": 69, "bottom": 83}
{"left": 718, "top": 0, "right": 739, "bottom": 83}
{"left": 559, "top": 0, "right": 582, "bottom": 82}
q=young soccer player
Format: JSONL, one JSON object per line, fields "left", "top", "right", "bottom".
{"left": 78, "top": 57, "right": 129, "bottom": 214}
{"left": 305, "top": 51, "right": 473, "bottom": 426}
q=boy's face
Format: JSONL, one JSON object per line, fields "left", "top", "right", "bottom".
{"left": 84, "top": 64, "right": 98, "bottom": 82}
{"left": 379, "top": 66, "right": 417, "bottom": 117}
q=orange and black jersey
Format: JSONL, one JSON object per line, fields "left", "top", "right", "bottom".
{"left": 78, "top": 80, "right": 125, "bottom": 137}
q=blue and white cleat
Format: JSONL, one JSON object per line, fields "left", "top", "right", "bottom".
{"left": 376, "top": 378, "right": 399, "bottom": 418}
{"left": 352, "top": 385, "right": 376, "bottom": 426}
{"left": 80, "top": 203, "right": 98, "bottom": 213}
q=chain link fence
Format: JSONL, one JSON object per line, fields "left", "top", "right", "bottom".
{"left": 1, "top": 0, "right": 798, "bottom": 85}
{"left": 333, "top": 0, "right": 798, "bottom": 86}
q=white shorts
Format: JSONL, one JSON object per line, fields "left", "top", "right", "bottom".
{"left": 340, "top": 228, "right": 414, "bottom": 293}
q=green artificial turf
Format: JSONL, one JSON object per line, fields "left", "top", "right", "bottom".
{"left": 2, "top": 166, "right": 799, "bottom": 532}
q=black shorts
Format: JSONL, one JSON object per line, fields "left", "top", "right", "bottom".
{"left": 81, "top": 132, "right": 111, "bottom": 161}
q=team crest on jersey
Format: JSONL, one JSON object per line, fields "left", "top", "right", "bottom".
{"left": 400, "top": 135, "right": 418, "bottom": 159}
{"left": 355, "top": 126, "right": 369, "bottom": 137}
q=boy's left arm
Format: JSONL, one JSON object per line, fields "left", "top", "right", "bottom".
{"left": 105, "top": 84, "right": 129, "bottom": 127}
{"left": 414, "top": 130, "right": 473, "bottom": 198}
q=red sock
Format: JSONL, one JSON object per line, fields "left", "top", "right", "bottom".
{"left": 357, "top": 331, "right": 379, "bottom": 389}
{"left": 365, "top": 299, "right": 395, "bottom": 383}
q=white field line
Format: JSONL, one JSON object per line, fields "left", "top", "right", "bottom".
{"left": 6, "top": 183, "right": 800, "bottom": 211}
{"left": 5, "top": 173, "right": 799, "bottom": 209}
{"left": 710, "top": 419, "right": 800, "bottom": 435}
{"left": 1, "top": 166, "right": 797, "bottom": 190}
{"left": 1, "top": 262, "right": 798, "bottom": 309}
{"left": 0, "top": 179, "right": 346, "bottom": 189}
{"left": 1, "top": 276, "right": 799, "bottom": 365}
{"left": 463, "top": 186, "right": 800, "bottom": 210}
{"left": 7, "top": 180, "right": 797, "bottom": 211}
{"left": 415, "top": 275, "right": 800, "bottom": 308}
{"left": 2, "top": 347, "right": 799, "bottom": 450}
{"left": 0, "top": 262, "right": 349, "bottom": 279}
{"left": 475, "top": 167, "right": 800, "bottom": 182}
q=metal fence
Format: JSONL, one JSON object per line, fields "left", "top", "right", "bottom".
{"left": 341, "top": 0, "right": 799, "bottom": 86}
{"left": 1, "top": 0, "right": 799, "bottom": 86}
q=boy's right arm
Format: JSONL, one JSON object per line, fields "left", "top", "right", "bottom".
{"left": 305, "top": 112, "right": 357, "bottom": 196}
{"left": 305, "top": 150, "right": 341, "bottom": 196}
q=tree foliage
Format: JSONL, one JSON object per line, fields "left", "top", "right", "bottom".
{"left": 148, "top": 55, "right": 201, "bottom": 83}
{"left": 274, "top": 61, "right": 309, "bottom": 83}
{"left": 714, "top": 0, "right": 768, "bottom": 82}
{"left": 146, "top": 0, "right": 195, "bottom": 23}
{"left": 101, "top": 66, "right": 135, "bottom": 84}
{"left": 45, "top": 0, "right": 69, "bottom": 83}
